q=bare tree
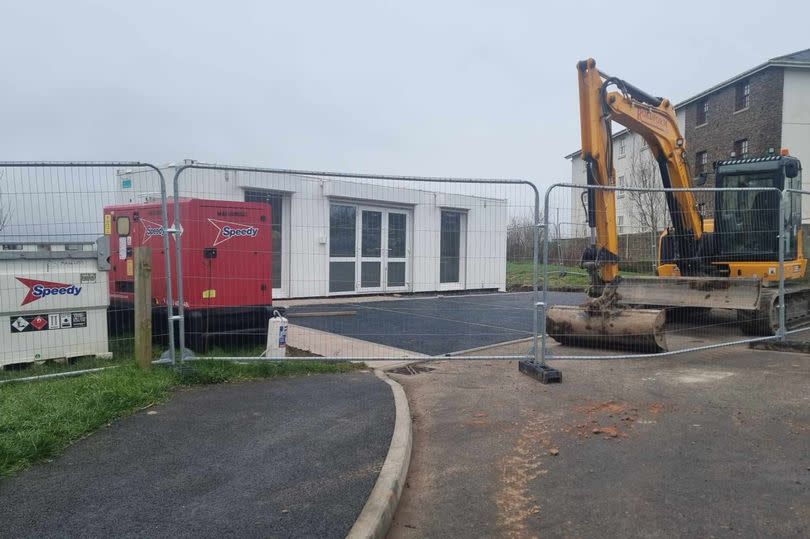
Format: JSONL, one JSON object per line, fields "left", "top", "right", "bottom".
{"left": 506, "top": 215, "right": 536, "bottom": 263}
{"left": 624, "top": 138, "right": 668, "bottom": 271}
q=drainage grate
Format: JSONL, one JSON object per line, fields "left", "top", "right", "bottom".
{"left": 388, "top": 364, "right": 435, "bottom": 376}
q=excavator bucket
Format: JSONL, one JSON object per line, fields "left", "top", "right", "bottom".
{"left": 615, "top": 276, "right": 762, "bottom": 311}
{"left": 546, "top": 305, "right": 667, "bottom": 353}
{"left": 545, "top": 276, "right": 762, "bottom": 353}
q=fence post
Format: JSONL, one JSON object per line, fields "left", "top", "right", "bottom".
{"left": 134, "top": 247, "right": 153, "bottom": 369}
{"left": 778, "top": 190, "right": 787, "bottom": 342}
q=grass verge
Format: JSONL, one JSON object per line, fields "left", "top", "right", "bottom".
{"left": 506, "top": 262, "right": 649, "bottom": 291}
{"left": 0, "top": 359, "right": 364, "bottom": 478}
{"left": 506, "top": 262, "right": 591, "bottom": 291}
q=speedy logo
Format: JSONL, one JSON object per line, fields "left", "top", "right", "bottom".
{"left": 141, "top": 218, "right": 165, "bottom": 243}
{"left": 16, "top": 277, "right": 82, "bottom": 306}
{"left": 208, "top": 218, "right": 259, "bottom": 246}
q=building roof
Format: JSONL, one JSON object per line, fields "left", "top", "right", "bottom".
{"left": 565, "top": 48, "right": 810, "bottom": 159}
{"left": 772, "top": 47, "right": 810, "bottom": 63}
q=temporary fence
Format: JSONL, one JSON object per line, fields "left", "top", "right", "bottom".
{"left": 783, "top": 188, "right": 810, "bottom": 339}
{"left": 0, "top": 162, "right": 170, "bottom": 382}
{"left": 3, "top": 160, "right": 803, "bottom": 379}
{"left": 0, "top": 161, "right": 550, "bottom": 377}
{"left": 539, "top": 182, "right": 802, "bottom": 361}
{"left": 111, "top": 162, "right": 545, "bottom": 365}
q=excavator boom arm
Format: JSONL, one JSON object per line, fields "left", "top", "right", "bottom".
{"left": 576, "top": 58, "right": 703, "bottom": 285}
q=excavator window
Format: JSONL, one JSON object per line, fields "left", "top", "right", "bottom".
{"left": 715, "top": 174, "right": 780, "bottom": 260}
{"left": 714, "top": 161, "right": 802, "bottom": 263}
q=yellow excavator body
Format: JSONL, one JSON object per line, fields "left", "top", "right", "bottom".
{"left": 546, "top": 59, "right": 806, "bottom": 352}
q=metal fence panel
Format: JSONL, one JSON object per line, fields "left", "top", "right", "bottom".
{"left": 0, "top": 162, "right": 169, "bottom": 382}
{"left": 157, "top": 164, "right": 542, "bottom": 363}
{"left": 782, "top": 188, "right": 810, "bottom": 339}
{"left": 540, "top": 183, "right": 794, "bottom": 361}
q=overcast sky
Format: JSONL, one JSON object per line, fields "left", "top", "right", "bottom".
{"left": 2, "top": 0, "right": 809, "bottom": 194}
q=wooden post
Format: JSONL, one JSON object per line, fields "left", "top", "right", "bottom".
{"left": 134, "top": 247, "right": 153, "bottom": 369}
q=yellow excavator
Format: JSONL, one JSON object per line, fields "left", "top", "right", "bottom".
{"left": 546, "top": 58, "right": 806, "bottom": 352}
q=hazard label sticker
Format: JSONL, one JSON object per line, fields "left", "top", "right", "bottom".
{"left": 71, "top": 312, "right": 87, "bottom": 328}
{"left": 60, "top": 313, "right": 73, "bottom": 329}
{"left": 10, "top": 312, "right": 87, "bottom": 333}
{"left": 11, "top": 317, "right": 29, "bottom": 332}
{"left": 48, "top": 314, "right": 61, "bottom": 329}
{"left": 30, "top": 316, "right": 48, "bottom": 331}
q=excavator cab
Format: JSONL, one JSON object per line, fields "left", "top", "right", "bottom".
{"left": 713, "top": 154, "right": 803, "bottom": 272}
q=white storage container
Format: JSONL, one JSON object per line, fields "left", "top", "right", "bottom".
{"left": 0, "top": 252, "right": 111, "bottom": 367}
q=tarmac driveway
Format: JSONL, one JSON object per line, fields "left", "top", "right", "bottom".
{"left": 0, "top": 372, "right": 393, "bottom": 539}
{"left": 287, "top": 291, "right": 584, "bottom": 355}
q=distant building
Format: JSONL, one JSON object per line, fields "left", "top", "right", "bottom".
{"left": 566, "top": 48, "right": 810, "bottom": 237}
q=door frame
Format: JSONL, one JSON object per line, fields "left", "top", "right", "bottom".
{"left": 328, "top": 202, "right": 413, "bottom": 296}
{"left": 438, "top": 209, "right": 467, "bottom": 292}
{"left": 383, "top": 209, "right": 410, "bottom": 293}
{"left": 357, "top": 207, "right": 384, "bottom": 294}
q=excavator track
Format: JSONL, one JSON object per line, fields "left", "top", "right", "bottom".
{"left": 737, "top": 284, "right": 810, "bottom": 336}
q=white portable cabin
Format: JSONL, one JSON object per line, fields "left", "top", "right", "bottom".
{"left": 115, "top": 162, "right": 509, "bottom": 300}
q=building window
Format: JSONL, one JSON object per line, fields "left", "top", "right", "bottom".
{"left": 734, "top": 139, "right": 749, "bottom": 158}
{"left": 245, "top": 190, "right": 285, "bottom": 287}
{"left": 617, "top": 175, "right": 625, "bottom": 198}
{"left": 440, "top": 211, "right": 462, "bottom": 284}
{"left": 1, "top": 244, "right": 22, "bottom": 251}
{"left": 617, "top": 215, "right": 625, "bottom": 234}
{"left": 617, "top": 138, "right": 626, "bottom": 159}
{"left": 695, "top": 151, "right": 708, "bottom": 175}
{"left": 735, "top": 80, "right": 750, "bottom": 111}
{"left": 696, "top": 98, "right": 708, "bottom": 125}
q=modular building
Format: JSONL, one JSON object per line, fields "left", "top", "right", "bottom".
{"left": 113, "top": 162, "right": 508, "bottom": 300}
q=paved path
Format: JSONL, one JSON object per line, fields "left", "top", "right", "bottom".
{"left": 389, "top": 348, "right": 810, "bottom": 538}
{"left": 0, "top": 372, "right": 394, "bottom": 539}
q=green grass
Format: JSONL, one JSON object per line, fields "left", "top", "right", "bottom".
{"left": 506, "top": 262, "right": 649, "bottom": 291}
{"left": 0, "top": 334, "right": 151, "bottom": 382}
{"left": 506, "top": 263, "right": 592, "bottom": 291}
{"left": 175, "top": 358, "right": 362, "bottom": 385}
{"left": 0, "top": 359, "right": 364, "bottom": 478}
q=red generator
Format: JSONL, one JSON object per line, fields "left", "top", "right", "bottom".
{"left": 104, "top": 198, "right": 276, "bottom": 352}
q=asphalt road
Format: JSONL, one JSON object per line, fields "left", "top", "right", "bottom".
{"left": 389, "top": 347, "right": 810, "bottom": 537}
{"left": 0, "top": 372, "right": 394, "bottom": 539}
{"left": 288, "top": 291, "right": 584, "bottom": 355}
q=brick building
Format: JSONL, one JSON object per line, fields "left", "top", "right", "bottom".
{"left": 566, "top": 48, "right": 810, "bottom": 237}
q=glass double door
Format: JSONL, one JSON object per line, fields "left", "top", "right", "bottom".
{"left": 358, "top": 207, "right": 409, "bottom": 293}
